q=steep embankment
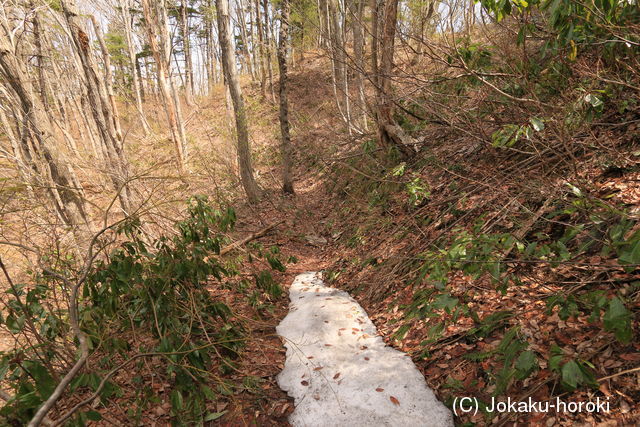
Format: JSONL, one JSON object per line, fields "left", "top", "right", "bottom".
{"left": 202, "top": 49, "right": 639, "bottom": 425}
{"left": 255, "top": 47, "right": 640, "bottom": 425}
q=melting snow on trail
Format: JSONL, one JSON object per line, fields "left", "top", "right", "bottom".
{"left": 277, "top": 272, "right": 453, "bottom": 426}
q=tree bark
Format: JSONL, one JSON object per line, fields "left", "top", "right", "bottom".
{"left": 261, "top": 0, "right": 276, "bottom": 102}
{"left": 349, "top": 0, "right": 368, "bottom": 131}
{"left": 140, "top": 0, "right": 189, "bottom": 172}
{"left": 327, "top": 0, "right": 351, "bottom": 132}
{"left": 254, "top": 0, "right": 267, "bottom": 98}
{"left": 178, "top": 0, "right": 196, "bottom": 105}
{"left": 119, "top": 0, "right": 150, "bottom": 133}
{"left": 61, "top": 0, "right": 134, "bottom": 215}
{"left": 374, "top": 0, "right": 414, "bottom": 156}
{"left": 236, "top": 0, "right": 254, "bottom": 78}
{"left": 32, "top": 7, "right": 50, "bottom": 110}
{"left": 277, "top": 0, "right": 294, "bottom": 194}
{"left": 216, "top": 0, "right": 262, "bottom": 203}
{"left": 0, "top": 35, "right": 90, "bottom": 233}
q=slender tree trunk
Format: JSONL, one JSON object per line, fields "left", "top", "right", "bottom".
{"left": 349, "top": 0, "right": 368, "bottom": 131}
{"left": 327, "top": 0, "right": 351, "bottom": 132}
{"left": 370, "top": 0, "right": 379, "bottom": 88}
{"left": 135, "top": 56, "right": 146, "bottom": 101}
{"left": 140, "top": 0, "right": 189, "bottom": 172}
{"left": 120, "top": 0, "right": 150, "bottom": 133}
{"left": 261, "top": 0, "right": 276, "bottom": 102}
{"left": 0, "top": 106, "right": 33, "bottom": 193}
{"left": 248, "top": 0, "right": 260, "bottom": 82}
{"left": 317, "top": 0, "right": 326, "bottom": 48}
{"left": 88, "top": 15, "right": 123, "bottom": 139}
{"left": 206, "top": 0, "right": 220, "bottom": 89}
{"left": 216, "top": 0, "right": 261, "bottom": 203}
{"left": 32, "top": 8, "right": 49, "bottom": 110}
{"left": 179, "top": 0, "right": 196, "bottom": 105}
{"left": 277, "top": 0, "right": 294, "bottom": 194}
{"left": 0, "top": 36, "right": 91, "bottom": 234}
{"left": 254, "top": 0, "right": 267, "bottom": 98}
{"left": 236, "top": 0, "right": 254, "bottom": 78}
{"left": 61, "top": 0, "right": 133, "bottom": 214}
{"left": 75, "top": 95, "right": 102, "bottom": 159}
{"left": 375, "top": 0, "right": 413, "bottom": 156}
{"left": 205, "top": 10, "right": 213, "bottom": 93}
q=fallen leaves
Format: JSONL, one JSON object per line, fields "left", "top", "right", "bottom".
{"left": 620, "top": 353, "right": 640, "bottom": 361}
{"left": 390, "top": 396, "right": 400, "bottom": 406}
{"left": 333, "top": 372, "right": 341, "bottom": 379}
{"left": 301, "top": 381, "right": 309, "bottom": 386}
{"left": 375, "top": 387, "right": 384, "bottom": 392}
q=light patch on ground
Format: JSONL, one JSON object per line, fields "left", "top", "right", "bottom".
{"left": 277, "top": 272, "right": 453, "bottom": 426}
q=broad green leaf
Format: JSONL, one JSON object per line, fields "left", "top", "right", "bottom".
{"left": 515, "top": 350, "right": 538, "bottom": 379}
{"left": 561, "top": 360, "right": 582, "bottom": 389}
{"left": 529, "top": 117, "right": 545, "bottom": 132}
{"left": 204, "top": 411, "right": 226, "bottom": 421}
{"left": 85, "top": 410, "right": 102, "bottom": 421}
{"left": 603, "top": 297, "right": 632, "bottom": 343}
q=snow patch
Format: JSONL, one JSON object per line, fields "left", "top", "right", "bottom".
{"left": 277, "top": 272, "right": 453, "bottom": 426}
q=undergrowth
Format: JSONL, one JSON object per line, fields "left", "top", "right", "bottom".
{"left": 0, "top": 196, "right": 288, "bottom": 425}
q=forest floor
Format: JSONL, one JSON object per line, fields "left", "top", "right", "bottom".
{"left": 205, "top": 52, "right": 640, "bottom": 426}
{"left": 5, "top": 52, "right": 637, "bottom": 426}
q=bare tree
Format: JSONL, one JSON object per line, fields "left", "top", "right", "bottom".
{"left": 373, "top": 0, "right": 414, "bottom": 156}
{"left": 261, "top": 0, "right": 276, "bottom": 102}
{"left": 216, "top": 0, "right": 261, "bottom": 203}
{"left": 140, "top": 0, "right": 189, "bottom": 172}
{"left": 348, "top": 0, "right": 368, "bottom": 131}
{"left": 254, "top": 0, "right": 266, "bottom": 97}
{"left": 118, "top": 0, "right": 151, "bottom": 134}
{"left": 277, "top": 0, "right": 294, "bottom": 194}
{"left": 178, "top": 0, "right": 196, "bottom": 105}
{"left": 60, "top": 0, "right": 134, "bottom": 215}
{"left": 0, "top": 30, "right": 91, "bottom": 235}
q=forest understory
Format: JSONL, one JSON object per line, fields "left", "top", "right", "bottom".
{"left": 1, "top": 0, "right": 639, "bottom": 425}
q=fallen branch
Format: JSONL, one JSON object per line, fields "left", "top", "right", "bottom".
{"left": 598, "top": 366, "right": 640, "bottom": 382}
{"left": 219, "top": 220, "right": 285, "bottom": 256}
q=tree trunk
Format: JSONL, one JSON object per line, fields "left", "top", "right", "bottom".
{"left": 236, "top": 0, "right": 254, "bottom": 78}
{"left": 375, "top": 0, "right": 413, "bottom": 156}
{"left": 254, "top": 0, "right": 267, "bottom": 98}
{"left": 87, "top": 15, "right": 123, "bottom": 139}
{"left": 32, "top": 7, "right": 50, "bottom": 110}
{"left": 140, "top": 0, "right": 189, "bottom": 172}
{"left": 61, "top": 0, "right": 134, "bottom": 215}
{"left": 277, "top": 0, "right": 294, "bottom": 194}
{"left": 248, "top": 0, "right": 260, "bottom": 82}
{"left": 179, "top": 0, "right": 196, "bottom": 105}
{"left": 349, "top": 0, "right": 368, "bottom": 131}
{"left": 0, "top": 36, "right": 91, "bottom": 234}
{"left": 120, "top": 0, "right": 150, "bottom": 133}
{"left": 261, "top": 0, "right": 276, "bottom": 102}
{"left": 327, "top": 0, "right": 351, "bottom": 132}
{"left": 216, "top": 0, "right": 261, "bottom": 203}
